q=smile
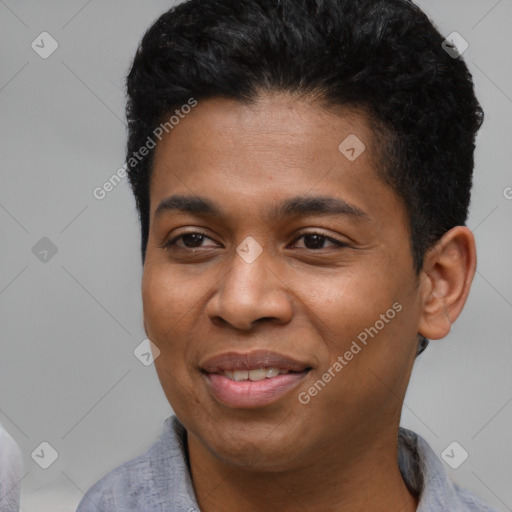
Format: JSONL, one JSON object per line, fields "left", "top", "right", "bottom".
{"left": 221, "top": 367, "right": 290, "bottom": 381}
{"left": 200, "top": 350, "right": 312, "bottom": 408}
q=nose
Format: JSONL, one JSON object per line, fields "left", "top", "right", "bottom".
{"left": 206, "top": 244, "right": 294, "bottom": 331}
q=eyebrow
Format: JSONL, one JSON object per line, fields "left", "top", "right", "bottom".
{"left": 154, "top": 194, "right": 369, "bottom": 221}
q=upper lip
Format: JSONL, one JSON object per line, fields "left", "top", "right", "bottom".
{"left": 201, "top": 350, "right": 312, "bottom": 373}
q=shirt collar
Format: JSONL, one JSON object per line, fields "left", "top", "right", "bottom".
{"left": 164, "top": 417, "right": 473, "bottom": 511}
{"left": 398, "top": 426, "right": 467, "bottom": 511}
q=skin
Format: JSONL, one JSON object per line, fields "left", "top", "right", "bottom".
{"left": 142, "top": 92, "right": 476, "bottom": 512}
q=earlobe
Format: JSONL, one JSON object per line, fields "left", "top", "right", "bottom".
{"left": 417, "top": 226, "right": 476, "bottom": 341}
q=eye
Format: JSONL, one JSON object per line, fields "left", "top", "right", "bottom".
{"left": 162, "top": 231, "right": 219, "bottom": 250}
{"left": 161, "top": 230, "right": 349, "bottom": 252}
{"left": 291, "top": 232, "right": 349, "bottom": 250}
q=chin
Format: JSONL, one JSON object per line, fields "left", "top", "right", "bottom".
{"left": 198, "top": 421, "right": 309, "bottom": 472}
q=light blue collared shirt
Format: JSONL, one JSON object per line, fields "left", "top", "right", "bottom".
{"left": 76, "top": 416, "right": 498, "bottom": 512}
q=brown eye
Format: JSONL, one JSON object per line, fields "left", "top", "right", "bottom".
{"left": 162, "top": 231, "right": 218, "bottom": 250}
{"left": 292, "top": 233, "right": 348, "bottom": 250}
{"left": 177, "top": 233, "right": 208, "bottom": 248}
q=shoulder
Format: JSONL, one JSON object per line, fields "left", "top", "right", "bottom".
{"left": 76, "top": 416, "right": 196, "bottom": 512}
{"left": 450, "top": 482, "right": 501, "bottom": 512}
{"left": 75, "top": 451, "right": 155, "bottom": 511}
{"left": 398, "top": 427, "right": 499, "bottom": 512}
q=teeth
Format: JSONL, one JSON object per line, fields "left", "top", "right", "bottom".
{"left": 233, "top": 370, "right": 249, "bottom": 381}
{"left": 265, "top": 367, "right": 280, "bottom": 378}
{"left": 222, "top": 367, "right": 289, "bottom": 381}
{"left": 248, "top": 369, "right": 267, "bottom": 381}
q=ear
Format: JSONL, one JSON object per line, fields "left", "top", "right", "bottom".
{"left": 417, "top": 226, "right": 476, "bottom": 340}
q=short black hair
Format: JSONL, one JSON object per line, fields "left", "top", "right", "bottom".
{"left": 126, "top": 0, "right": 484, "bottom": 357}
{"left": 126, "top": 0, "right": 483, "bottom": 275}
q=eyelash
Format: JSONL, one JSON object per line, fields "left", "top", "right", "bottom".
{"left": 161, "top": 231, "right": 349, "bottom": 251}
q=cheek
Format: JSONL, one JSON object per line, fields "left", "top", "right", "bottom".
{"left": 142, "top": 263, "right": 196, "bottom": 338}
{"left": 142, "top": 268, "right": 171, "bottom": 338}
{"left": 142, "top": 265, "right": 198, "bottom": 409}
{"left": 298, "top": 266, "right": 416, "bottom": 392}
{"left": 302, "top": 265, "right": 397, "bottom": 344}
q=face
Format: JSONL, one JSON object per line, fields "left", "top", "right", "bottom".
{"left": 142, "top": 93, "right": 424, "bottom": 470}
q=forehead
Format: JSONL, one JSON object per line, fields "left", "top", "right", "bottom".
{"left": 152, "top": 93, "right": 378, "bottom": 167}
{"left": 148, "top": 93, "right": 403, "bottom": 228}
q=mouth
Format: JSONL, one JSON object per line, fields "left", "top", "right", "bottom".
{"left": 220, "top": 367, "right": 292, "bottom": 381}
{"left": 200, "top": 350, "right": 313, "bottom": 408}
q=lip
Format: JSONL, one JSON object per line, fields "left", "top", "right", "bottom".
{"left": 201, "top": 350, "right": 312, "bottom": 408}
{"left": 201, "top": 350, "right": 310, "bottom": 373}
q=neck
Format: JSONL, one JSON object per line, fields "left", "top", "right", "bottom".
{"left": 187, "top": 425, "right": 418, "bottom": 512}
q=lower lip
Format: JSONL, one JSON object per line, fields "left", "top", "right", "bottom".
{"left": 204, "top": 371, "right": 310, "bottom": 408}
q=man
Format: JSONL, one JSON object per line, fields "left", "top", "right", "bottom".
{"left": 0, "top": 422, "right": 22, "bottom": 512}
{"left": 77, "top": 0, "right": 497, "bottom": 510}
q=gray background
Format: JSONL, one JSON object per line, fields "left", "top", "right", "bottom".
{"left": 0, "top": 1, "right": 511, "bottom": 511}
